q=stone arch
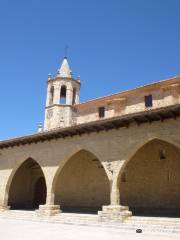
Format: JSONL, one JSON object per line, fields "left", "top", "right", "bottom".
{"left": 118, "top": 138, "right": 180, "bottom": 216}
{"left": 52, "top": 148, "right": 111, "bottom": 193}
{"left": 117, "top": 136, "right": 180, "bottom": 183}
{"left": 53, "top": 149, "right": 110, "bottom": 213}
{"left": 7, "top": 157, "right": 47, "bottom": 210}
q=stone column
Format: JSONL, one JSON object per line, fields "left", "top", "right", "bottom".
{"left": 0, "top": 185, "right": 10, "bottom": 211}
{"left": 53, "top": 85, "right": 61, "bottom": 104}
{"left": 98, "top": 173, "right": 132, "bottom": 222}
{"left": 46, "top": 85, "right": 51, "bottom": 107}
{"left": 37, "top": 169, "right": 61, "bottom": 216}
{"left": 75, "top": 90, "right": 80, "bottom": 104}
{"left": 110, "top": 180, "right": 120, "bottom": 205}
{"left": 66, "top": 87, "right": 73, "bottom": 105}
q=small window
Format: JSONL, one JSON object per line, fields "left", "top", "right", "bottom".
{"left": 98, "top": 107, "right": 105, "bottom": 118}
{"left": 145, "top": 95, "right": 153, "bottom": 107}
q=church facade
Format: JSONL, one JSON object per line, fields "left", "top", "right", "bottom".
{"left": 0, "top": 57, "right": 180, "bottom": 221}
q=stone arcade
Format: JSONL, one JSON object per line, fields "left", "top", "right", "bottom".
{"left": 0, "top": 57, "right": 180, "bottom": 222}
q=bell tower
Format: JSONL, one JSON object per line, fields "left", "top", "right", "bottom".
{"left": 44, "top": 57, "right": 81, "bottom": 130}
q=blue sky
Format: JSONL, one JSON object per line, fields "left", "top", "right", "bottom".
{"left": 0, "top": 0, "right": 179, "bottom": 140}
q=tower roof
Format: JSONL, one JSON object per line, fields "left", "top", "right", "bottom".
{"left": 57, "top": 57, "right": 72, "bottom": 78}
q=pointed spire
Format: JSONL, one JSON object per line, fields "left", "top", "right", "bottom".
{"left": 57, "top": 57, "right": 72, "bottom": 78}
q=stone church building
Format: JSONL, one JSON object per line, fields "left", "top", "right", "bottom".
{"left": 0, "top": 57, "right": 180, "bottom": 221}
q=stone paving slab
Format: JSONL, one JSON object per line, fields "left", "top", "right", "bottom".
{"left": 0, "top": 218, "right": 179, "bottom": 240}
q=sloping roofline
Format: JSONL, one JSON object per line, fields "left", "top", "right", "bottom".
{"left": 75, "top": 76, "right": 180, "bottom": 109}
{"left": 1, "top": 75, "right": 180, "bottom": 148}
{"left": 0, "top": 104, "right": 180, "bottom": 149}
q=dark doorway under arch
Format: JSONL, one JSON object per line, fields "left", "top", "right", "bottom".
{"left": 8, "top": 158, "right": 47, "bottom": 210}
{"left": 33, "top": 176, "right": 46, "bottom": 209}
{"left": 119, "top": 139, "right": 180, "bottom": 217}
{"left": 54, "top": 150, "right": 110, "bottom": 213}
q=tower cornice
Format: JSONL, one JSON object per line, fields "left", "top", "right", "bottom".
{"left": 47, "top": 77, "right": 81, "bottom": 85}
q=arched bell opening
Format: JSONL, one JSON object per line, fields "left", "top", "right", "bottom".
{"left": 60, "top": 85, "right": 67, "bottom": 104}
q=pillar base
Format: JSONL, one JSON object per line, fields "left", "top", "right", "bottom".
{"left": 36, "top": 205, "right": 61, "bottom": 217}
{"left": 98, "top": 205, "right": 132, "bottom": 222}
{"left": 0, "top": 205, "right": 10, "bottom": 212}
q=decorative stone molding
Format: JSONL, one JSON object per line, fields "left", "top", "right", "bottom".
{"left": 162, "top": 84, "right": 180, "bottom": 99}
{"left": 170, "top": 84, "right": 180, "bottom": 99}
{"left": 107, "top": 98, "right": 127, "bottom": 113}
{"left": 98, "top": 205, "right": 132, "bottom": 222}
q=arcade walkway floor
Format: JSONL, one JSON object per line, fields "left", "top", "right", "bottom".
{"left": 0, "top": 218, "right": 178, "bottom": 240}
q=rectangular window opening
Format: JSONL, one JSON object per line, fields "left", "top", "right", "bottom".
{"left": 98, "top": 107, "right": 105, "bottom": 118}
{"left": 144, "top": 95, "right": 153, "bottom": 108}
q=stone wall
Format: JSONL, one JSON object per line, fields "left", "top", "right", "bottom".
{"left": 76, "top": 82, "right": 180, "bottom": 125}
{"left": 54, "top": 150, "right": 110, "bottom": 211}
{"left": 120, "top": 139, "right": 180, "bottom": 212}
{"left": 0, "top": 117, "right": 180, "bottom": 218}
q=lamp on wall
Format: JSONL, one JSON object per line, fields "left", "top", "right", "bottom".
{"left": 159, "top": 149, "right": 166, "bottom": 160}
{"left": 92, "top": 159, "right": 98, "bottom": 162}
{"left": 121, "top": 172, "right": 126, "bottom": 183}
{"left": 92, "top": 159, "right": 103, "bottom": 169}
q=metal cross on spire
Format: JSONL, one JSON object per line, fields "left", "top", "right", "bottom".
{"left": 64, "top": 45, "right": 68, "bottom": 59}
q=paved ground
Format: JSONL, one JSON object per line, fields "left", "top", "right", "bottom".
{"left": 0, "top": 219, "right": 179, "bottom": 240}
